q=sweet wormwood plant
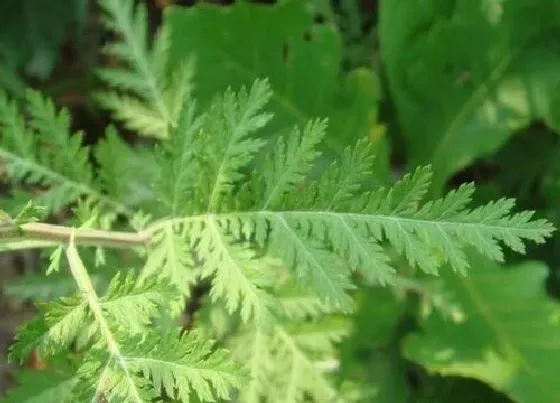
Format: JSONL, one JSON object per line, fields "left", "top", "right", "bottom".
{"left": 0, "top": 0, "right": 555, "bottom": 402}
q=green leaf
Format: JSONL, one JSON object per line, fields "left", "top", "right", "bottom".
{"left": 97, "top": 0, "right": 194, "bottom": 138}
{"left": 404, "top": 253, "right": 560, "bottom": 402}
{"left": 2, "top": 370, "right": 76, "bottom": 403}
{"left": 197, "top": 220, "right": 277, "bottom": 324}
{"left": 199, "top": 79, "right": 272, "bottom": 212}
{"left": 4, "top": 271, "right": 103, "bottom": 302}
{"left": 161, "top": 160, "right": 553, "bottom": 312}
{"left": 0, "top": 90, "right": 123, "bottom": 215}
{"left": 13, "top": 201, "right": 46, "bottom": 225}
{"left": 142, "top": 222, "right": 197, "bottom": 298}
{"left": 165, "top": 0, "right": 389, "bottom": 180}
{"left": 414, "top": 377, "right": 511, "bottom": 403}
{"left": 128, "top": 329, "right": 246, "bottom": 402}
{"left": 95, "top": 125, "right": 159, "bottom": 209}
{"left": 75, "top": 329, "right": 246, "bottom": 402}
{"left": 0, "top": 209, "right": 15, "bottom": 229}
{"left": 380, "top": 0, "right": 560, "bottom": 193}
{"left": 0, "top": 63, "right": 25, "bottom": 98}
{"left": 9, "top": 297, "right": 88, "bottom": 361}
{"left": 229, "top": 287, "right": 349, "bottom": 403}
{"left": 258, "top": 118, "right": 327, "bottom": 209}
{"left": 153, "top": 94, "right": 202, "bottom": 216}
{"left": 99, "top": 271, "right": 180, "bottom": 334}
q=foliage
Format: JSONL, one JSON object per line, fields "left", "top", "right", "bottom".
{"left": 404, "top": 253, "right": 560, "bottom": 402}
{"left": 379, "top": 0, "right": 560, "bottom": 194}
{"left": 0, "top": 0, "right": 559, "bottom": 402}
{"left": 0, "top": 0, "right": 87, "bottom": 83}
{"left": 96, "top": 0, "right": 194, "bottom": 139}
{"left": 165, "top": 0, "right": 389, "bottom": 180}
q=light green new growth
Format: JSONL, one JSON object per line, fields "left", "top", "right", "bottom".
{"left": 146, "top": 86, "right": 552, "bottom": 313}
{"left": 8, "top": 236, "right": 244, "bottom": 402}
{"left": 0, "top": 0, "right": 555, "bottom": 402}
{"left": 96, "top": 0, "right": 193, "bottom": 138}
{"left": 0, "top": 90, "right": 93, "bottom": 213}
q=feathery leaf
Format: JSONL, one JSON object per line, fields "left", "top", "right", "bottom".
{"left": 97, "top": 0, "right": 194, "bottom": 138}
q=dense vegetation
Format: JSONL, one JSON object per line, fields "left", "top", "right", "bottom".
{"left": 0, "top": 0, "right": 559, "bottom": 402}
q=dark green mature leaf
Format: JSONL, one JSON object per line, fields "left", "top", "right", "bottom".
{"left": 165, "top": 0, "right": 389, "bottom": 180}
{"left": 404, "top": 253, "right": 560, "bottom": 402}
{"left": 487, "top": 127, "right": 559, "bottom": 201}
{"left": 380, "top": 0, "right": 560, "bottom": 193}
{"left": 2, "top": 370, "right": 76, "bottom": 403}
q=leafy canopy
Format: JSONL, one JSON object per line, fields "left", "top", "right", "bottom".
{"left": 0, "top": 0, "right": 555, "bottom": 402}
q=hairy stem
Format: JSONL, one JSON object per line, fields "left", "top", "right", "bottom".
{"left": 0, "top": 222, "right": 149, "bottom": 249}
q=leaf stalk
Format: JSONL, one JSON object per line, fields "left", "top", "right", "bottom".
{"left": 0, "top": 222, "right": 149, "bottom": 249}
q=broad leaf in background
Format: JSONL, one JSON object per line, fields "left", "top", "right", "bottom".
{"left": 1, "top": 370, "right": 75, "bottom": 403}
{"left": 404, "top": 253, "right": 560, "bottom": 402}
{"left": 379, "top": 0, "right": 560, "bottom": 194}
{"left": 165, "top": 0, "right": 389, "bottom": 180}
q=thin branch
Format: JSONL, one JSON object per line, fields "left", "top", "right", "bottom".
{"left": 66, "top": 233, "right": 144, "bottom": 402}
{"left": 0, "top": 222, "right": 149, "bottom": 249}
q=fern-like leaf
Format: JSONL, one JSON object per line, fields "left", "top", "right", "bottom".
{"left": 131, "top": 330, "right": 244, "bottom": 402}
{"left": 9, "top": 296, "right": 88, "bottom": 362}
{"left": 154, "top": 95, "right": 203, "bottom": 217}
{"left": 95, "top": 125, "right": 159, "bottom": 208}
{"left": 73, "top": 328, "right": 246, "bottom": 402}
{"left": 197, "top": 216, "right": 278, "bottom": 324}
{"left": 97, "top": 0, "right": 193, "bottom": 138}
{"left": 100, "top": 271, "right": 179, "bottom": 334}
{"left": 2, "top": 370, "right": 75, "bottom": 403}
{"left": 142, "top": 221, "right": 198, "bottom": 298}
{"left": 312, "top": 137, "right": 380, "bottom": 211}
{"left": 9, "top": 244, "right": 181, "bottom": 359}
{"left": 230, "top": 287, "right": 348, "bottom": 403}
{"left": 10, "top": 236, "right": 246, "bottom": 402}
{"left": 146, "top": 80, "right": 553, "bottom": 313}
{"left": 0, "top": 90, "right": 115, "bottom": 213}
{"left": 157, "top": 159, "right": 553, "bottom": 310}
{"left": 259, "top": 118, "right": 327, "bottom": 209}
{"left": 201, "top": 79, "right": 273, "bottom": 211}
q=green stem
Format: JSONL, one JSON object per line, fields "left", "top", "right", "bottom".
{"left": 0, "top": 222, "right": 149, "bottom": 249}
